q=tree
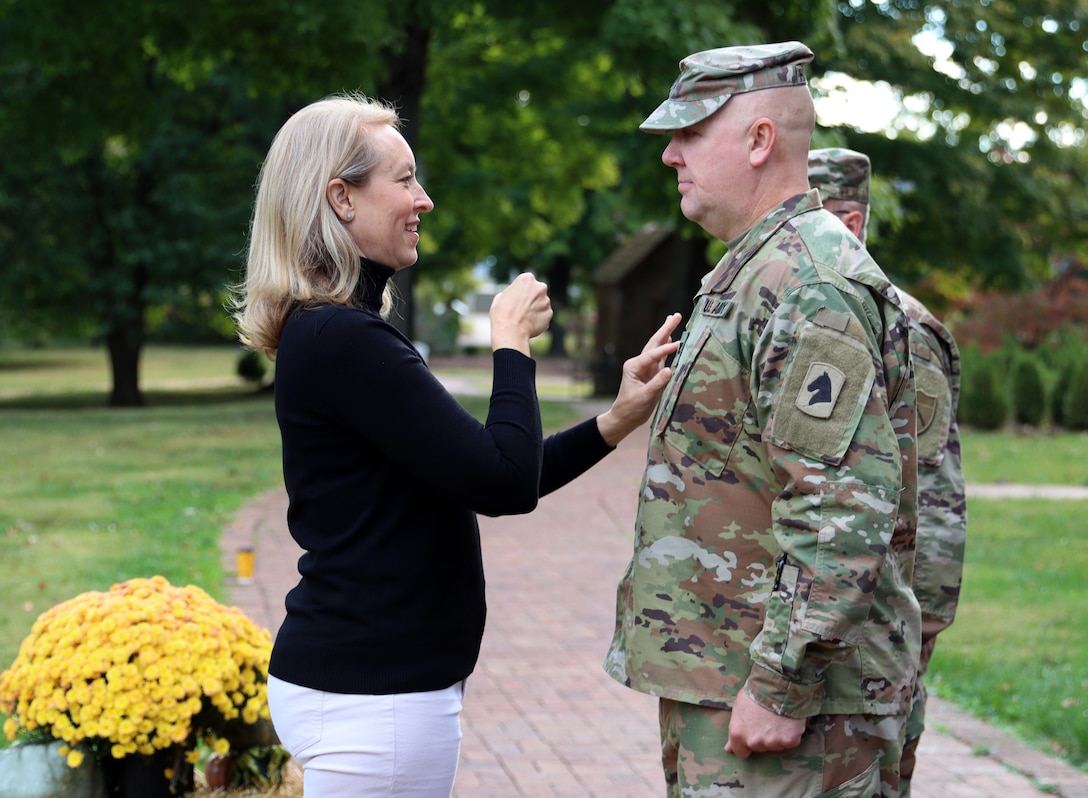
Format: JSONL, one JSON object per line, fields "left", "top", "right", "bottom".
{"left": 5, "top": 0, "right": 1084, "bottom": 404}
{"left": 0, "top": 1, "right": 366, "bottom": 404}
{"left": 3, "top": 0, "right": 784, "bottom": 394}
{"left": 417, "top": 1, "right": 839, "bottom": 354}
{"left": 818, "top": 1, "right": 1088, "bottom": 303}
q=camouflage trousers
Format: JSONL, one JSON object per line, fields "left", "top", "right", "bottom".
{"left": 897, "top": 676, "right": 928, "bottom": 798}
{"left": 659, "top": 698, "right": 908, "bottom": 798}
{"left": 899, "top": 634, "right": 938, "bottom": 798}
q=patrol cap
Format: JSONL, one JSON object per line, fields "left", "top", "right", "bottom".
{"left": 640, "top": 41, "right": 815, "bottom": 132}
{"left": 808, "top": 147, "right": 871, "bottom": 204}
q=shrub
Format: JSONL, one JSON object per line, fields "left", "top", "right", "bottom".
{"left": 960, "top": 354, "right": 1010, "bottom": 430}
{"left": 1010, "top": 355, "right": 1047, "bottom": 426}
{"left": 1063, "top": 360, "right": 1088, "bottom": 431}
{"left": 1051, "top": 359, "right": 1075, "bottom": 427}
{"left": 236, "top": 349, "right": 268, "bottom": 384}
{"left": 1048, "top": 330, "right": 1087, "bottom": 428}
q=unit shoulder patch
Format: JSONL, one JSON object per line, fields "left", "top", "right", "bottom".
{"left": 769, "top": 322, "right": 876, "bottom": 464}
{"left": 795, "top": 362, "right": 846, "bottom": 419}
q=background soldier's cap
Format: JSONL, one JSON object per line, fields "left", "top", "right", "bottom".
{"left": 640, "top": 41, "right": 815, "bottom": 132}
{"left": 808, "top": 147, "right": 871, "bottom": 204}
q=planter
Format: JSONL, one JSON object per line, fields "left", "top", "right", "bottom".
{"left": 100, "top": 746, "right": 194, "bottom": 798}
{"left": 0, "top": 740, "right": 105, "bottom": 798}
{"left": 202, "top": 752, "right": 237, "bottom": 789}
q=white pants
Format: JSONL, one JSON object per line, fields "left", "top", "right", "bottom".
{"left": 267, "top": 674, "right": 465, "bottom": 797}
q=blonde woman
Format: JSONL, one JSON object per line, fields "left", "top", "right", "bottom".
{"left": 233, "top": 92, "right": 679, "bottom": 797}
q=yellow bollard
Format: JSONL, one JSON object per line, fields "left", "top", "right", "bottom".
{"left": 236, "top": 546, "right": 255, "bottom": 584}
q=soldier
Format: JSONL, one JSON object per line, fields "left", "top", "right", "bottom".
{"left": 605, "top": 42, "right": 921, "bottom": 797}
{"left": 808, "top": 147, "right": 968, "bottom": 798}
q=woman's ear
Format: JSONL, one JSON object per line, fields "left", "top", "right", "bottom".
{"left": 326, "top": 178, "right": 355, "bottom": 223}
{"left": 748, "top": 118, "right": 776, "bottom": 168}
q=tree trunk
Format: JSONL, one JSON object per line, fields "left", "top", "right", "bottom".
{"left": 545, "top": 255, "right": 573, "bottom": 358}
{"left": 106, "top": 327, "right": 145, "bottom": 407}
{"left": 378, "top": 16, "right": 432, "bottom": 342}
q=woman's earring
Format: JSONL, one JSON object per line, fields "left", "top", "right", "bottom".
{"left": 345, "top": 211, "right": 354, "bottom": 221}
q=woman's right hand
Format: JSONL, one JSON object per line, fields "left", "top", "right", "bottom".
{"left": 489, "top": 273, "right": 552, "bottom": 356}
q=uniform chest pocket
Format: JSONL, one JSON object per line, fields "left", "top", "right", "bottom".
{"left": 654, "top": 326, "right": 753, "bottom": 478}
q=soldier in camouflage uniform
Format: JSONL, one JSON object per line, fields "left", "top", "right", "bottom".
{"left": 808, "top": 148, "right": 968, "bottom": 798}
{"left": 605, "top": 42, "right": 921, "bottom": 797}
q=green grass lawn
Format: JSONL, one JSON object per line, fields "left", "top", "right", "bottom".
{"left": 927, "top": 498, "right": 1088, "bottom": 766}
{"left": 1, "top": 346, "right": 1087, "bottom": 771}
{"left": 0, "top": 398, "right": 285, "bottom": 673}
{"left": 961, "top": 429, "right": 1088, "bottom": 486}
{"left": 0, "top": 346, "right": 579, "bottom": 674}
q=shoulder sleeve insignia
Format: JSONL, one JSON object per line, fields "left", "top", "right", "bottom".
{"left": 768, "top": 322, "right": 876, "bottom": 464}
{"left": 795, "top": 362, "right": 846, "bottom": 419}
{"left": 913, "top": 359, "right": 952, "bottom": 465}
{"left": 916, "top": 389, "right": 938, "bottom": 434}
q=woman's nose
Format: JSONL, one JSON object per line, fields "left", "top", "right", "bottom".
{"left": 416, "top": 186, "right": 435, "bottom": 212}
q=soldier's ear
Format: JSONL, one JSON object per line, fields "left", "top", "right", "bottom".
{"left": 748, "top": 118, "right": 775, "bottom": 168}
{"left": 841, "top": 210, "right": 866, "bottom": 240}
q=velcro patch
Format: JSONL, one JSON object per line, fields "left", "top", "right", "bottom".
{"left": 769, "top": 323, "right": 876, "bottom": 464}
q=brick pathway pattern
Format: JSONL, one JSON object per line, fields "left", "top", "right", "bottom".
{"left": 222, "top": 406, "right": 1088, "bottom": 798}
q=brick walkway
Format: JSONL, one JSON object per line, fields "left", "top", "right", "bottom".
{"left": 222, "top": 407, "right": 1088, "bottom": 797}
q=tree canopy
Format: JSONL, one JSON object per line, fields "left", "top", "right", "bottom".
{"left": 0, "top": 0, "right": 1084, "bottom": 403}
{"left": 818, "top": 0, "right": 1088, "bottom": 299}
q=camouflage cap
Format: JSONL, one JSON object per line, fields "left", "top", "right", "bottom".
{"left": 640, "top": 41, "right": 815, "bottom": 132}
{"left": 808, "top": 147, "right": 871, "bottom": 204}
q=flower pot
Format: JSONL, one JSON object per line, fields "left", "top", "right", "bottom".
{"left": 202, "top": 752, "right": 237, "bottom": 789}
{"left": 100, "top": 747, "right": 194, "bottom": 798}
{"left": 0, "top": 740, "right": 105, "bottom": 798}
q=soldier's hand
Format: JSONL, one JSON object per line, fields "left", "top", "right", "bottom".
{"left": 725, "top": 688, "right": 806, "bottom": 759}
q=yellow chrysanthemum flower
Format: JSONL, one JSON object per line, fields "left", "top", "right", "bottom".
{"left": 0, "top": 576, "right": 272, "bottom": 768}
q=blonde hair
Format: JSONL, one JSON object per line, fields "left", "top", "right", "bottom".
{"left": 232, "top": 93, "right": 400, "bottom": 358}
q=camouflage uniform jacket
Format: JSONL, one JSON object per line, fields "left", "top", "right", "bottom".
{"left": 895, "top": 288, "right": 967, "bottom": 674}
{"left": 606, "top": 189, "right": 920, "bottom": 718}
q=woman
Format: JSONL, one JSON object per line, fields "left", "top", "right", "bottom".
{"left": 232, "top": 92, "right": 680, "bottom": 797}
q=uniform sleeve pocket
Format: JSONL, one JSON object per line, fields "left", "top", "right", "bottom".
{"left": 799, "top": 481, "right": 898, "bottom": 645}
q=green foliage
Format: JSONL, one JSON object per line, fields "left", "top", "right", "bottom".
{"left": 5, "top": 0, "right": 1088, "bottom": 404}
{"left": 1046, "top": 329, "right": 1088, "bottom": 428}
{"left": 0, "top": 0, "right": 424, "bottom": 402}
{"left": 230, "top": 745, "right": 291, "bottom": 789}
{"left": 1051, "top": 358, "right": 1076, "bottom": 427}
{"left": 1063, "top": 360, "right": 1088, "bottom": 431}
{"left": 827, "top": 1, "right": 1088, "bottom": 292}
{"left": 959, "top": 348, "right": 1010, "bottom": 430}
{"left": 1010, "top": 355, "right": 1047, "bottom": 426}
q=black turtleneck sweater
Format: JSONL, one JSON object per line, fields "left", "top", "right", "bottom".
{"left": 268, "top": 259, "right": 613, "bottom": 695}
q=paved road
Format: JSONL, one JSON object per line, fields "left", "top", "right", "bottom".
{"left": 221, "top": 394, "right": 1088, "bottom": 796}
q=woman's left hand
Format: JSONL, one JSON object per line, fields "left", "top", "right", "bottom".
{"left": 596, "top": 313, "right": 682, "bottom": 447}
